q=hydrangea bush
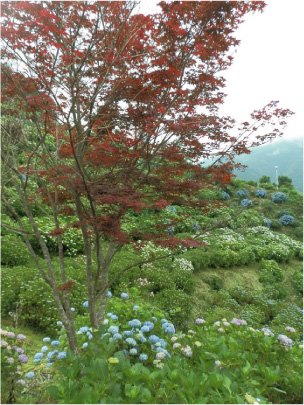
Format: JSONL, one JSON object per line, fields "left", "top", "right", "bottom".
{"left": 272, "top": 192, "right": 287, "bottom": 203}
{"left": 37, "top": 295, "right": 303, "bottom": 404}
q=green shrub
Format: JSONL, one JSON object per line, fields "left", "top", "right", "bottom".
{"left": 155, "top": 288, "right": 192, "bottom": 325}
{"left": 209, "top": 249, "right": 238, "bottom": 268}
{"left": 236, "top": 247, "right": 256, "bottom": 265}
{"left": 229, "top": 286, "right": 254, "bottom": 305}
{"left": 262, "top": 284, "right": 287, "bottom": 300}
{"left": 270, "top": 219, "right": 283, "bottom": 230}
{"left": 203, "top": 274, "right": 223, "bottom": 291}
{"left": 258, "top": 260, "right": 284, "bottom": 285}
{"left": 271, "top": 302, "right": 303, "bottom": 338}
{"left": 232, "top": 209, "right": 264, "bottom": 229}
{"left": 292, "top": 270, "right": 303, "bottom": 295}
{"left": 1, "top": 234, "right": 30, "bottom": 266}
{"left": 171, "top": 269, "right": 195, "bottom": 294}
{"left": 181, "top": 248, "right": 211, "bottom": 272}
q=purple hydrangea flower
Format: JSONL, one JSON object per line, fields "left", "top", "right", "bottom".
{"left": 0, "top": 340, "right": 8, "bottom": 347}
{"left": 13, "top": 346, "right": 24, "bottom": 354}
{"left": 285, "top": 326, "right": 296, "bottom": 333}
{"left": 231, "top": 318, "right": 247, "bottom": 326}
{"left": 262, "top": 328, "right": 274, "bottom": 337}
{"left": 18, "top": 354, "right": 28, "bottom": 364}
{"left": 7, "top": 332, "right": 15, "bottom": 339}
{"left": 121, "top": 293, "right": 129, "bottom": 299}
{"left": 195, "top": 318, "right": 206, "bottom": 325}
{"left": 278, "top": 334, "right": 292, "bottom": 347}
{"left": 16, "top": 334, "right": 26, "bottom": 341}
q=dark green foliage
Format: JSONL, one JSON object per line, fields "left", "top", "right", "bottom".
{"left": 270, "top": 219, "right": 283, "bottom": 230}
{"left": 258, "top": 260, "right": 284, "bottom": 285}
{"left": 292, "top": 270, "right": 303, "bottom": 295}
{"left": 181, "top": 248, "right": 211, "bottom": 272}
{"left": 1, "top": 234, "right": 30, "bottom": 266}
{"left": 203, "top": 274, "right": 223, "bottom": 291}
{"left": 278, "top": 175, "right": 292, "bottom": 187}
{"left": 259, "top": 175, "right": 271, "bottom": 184}
{"left": 171, "top": 269, "right": 195, "bottom": 294}
{"left": 155, "top": 288, "right": 192, "bottom": 325}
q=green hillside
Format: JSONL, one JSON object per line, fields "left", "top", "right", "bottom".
{"left": 233, "top": 138, "right": 303, "bottom": 192}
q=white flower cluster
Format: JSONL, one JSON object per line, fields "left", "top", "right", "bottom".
{"left": 172, "top": 258, "right": 194, "bottom": 272}
{"left": 140, "top": 241, "right": 170, "bottom": 260}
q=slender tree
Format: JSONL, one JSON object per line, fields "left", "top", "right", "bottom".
{"left": 1, "top": 1, "right": 293, "bottom": 352}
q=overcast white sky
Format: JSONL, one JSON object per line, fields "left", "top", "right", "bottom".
{"left": 138, "top": 0, "right": 304, "bottom": 142}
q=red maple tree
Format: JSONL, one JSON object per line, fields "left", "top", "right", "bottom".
{"left": 1, "top": 1, "right": 293, "bottom": 351}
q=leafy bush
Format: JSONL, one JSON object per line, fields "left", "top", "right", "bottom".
{"left": 236, "top": 247, "right": 256, "bottom": 265}
{"left": 209, "top": 249, "right": 238, "bottom": 268}
{"left": 270, "top": 219, "right": 282, "bottom": 230}
{"left": 39, "top": 300, "right": 303, "bottom": 405}
{"left": 258, "top": 260, "right": 284, "bottom": 285}
{"left": 155, "top": 288, "right": 192, "bottom": 325}
{"left": 171, "top": 269, "right": 195, "bottom": 294}
{"left": 203, "top": 274, "right": 223, "bottom": 291}
{"left": 1, "top": 235, "right": 30, "bottom": 266}
{"left": 229, "top": 286, "right": 254, "bottom": 305}
{"left": 292, "top": 270, "right": 303, "bottom": 295}
{"left": 232, "top": 209, "right": 264, "bottom": 229}
{"left": 181, "top": 248, "right": 211, "bottom": 272}
{"left": 271, "top": 302, "right": 303, "bottom": 338}
{"left": 272, "top": 192, "right": 287, "bottom": 203}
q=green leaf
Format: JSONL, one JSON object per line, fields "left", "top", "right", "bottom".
{"left": 47, "top": 385, "right": 61, "bottom": 400}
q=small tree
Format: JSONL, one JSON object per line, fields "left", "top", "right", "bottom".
{"left": 1, "top": 1, "right": 293, "bottom": 352}
{"left": 259, "top": 175, "right": 271, "bottom": 184}
{"left": 278, "top": 175, "right": 292, "bottom": 188}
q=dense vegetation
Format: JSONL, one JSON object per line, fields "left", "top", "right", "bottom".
{"left": 1, "top": 178, "right": 303, "bottom": 404}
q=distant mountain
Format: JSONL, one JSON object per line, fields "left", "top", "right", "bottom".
{"left": 233, "top": 138, "right": 303, "bottom": 192}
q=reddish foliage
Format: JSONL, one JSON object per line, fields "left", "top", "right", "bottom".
{"left": 1, "top": 1, "right": 294, "bottom": 247}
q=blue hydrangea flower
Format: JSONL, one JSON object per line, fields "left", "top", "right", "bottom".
{"left": 46, "top": 363, "right": 52, "bottom": 367}
{"left": 143, "top": 321, "right": 154, "bottom": 331}
{"left": 70, "top": 307, "right": 75, "bottom": 312}
{"left": 82, "top": 342, "right": 88, "bottom": 349}
{"left": 111, "top": 314, "right": 118, "bottom": 320}
{"left": 222, "top": 191, "right": 230, "bottom": 200}
{"left": 149, "top": 335, "right": 159, "bottom": 344}
{"left": 128, "top": 319, "right": 141, "bottom": 328}
{"left": 129, "top": 348, "right": 137, "bottom": 355}
{"left": 159, "top": 338, "right": 167, "bottom": 348}
{"left": 124, "top": 330, "right": 133, "bottom": 337}
{"left": 34, "top": 353, "right": 43, "bottom": 360}
{"left": 240, "top": 198, "right": 252, "bottom": 207}
{"left": 237, "top": 189, "right": 249, "bottom": 198}
{"left": 113, "top": 333, "right": 122, "bottom": 340}
{"left": 133, "top": 305, "right": 139, "bottom": 311}
{"left": 107, "top": 312, "right": 114, "bottom": 317}
{"left": 279, "top": 214, "right": 295, "bottom": 225}
{"left": 87, "top": 333, "right": 93, "bottom": 340}
{"left": 162, "top": 322, "right": 175, "bottom": 334}
{"left": 82, "top": 301, "right": 89, "bottom": 308}
{"left": 152, "top": 316, "right": 157, "bottom": 322}
{"left": 139, "top": 335, "right": 147, "bottom": 343}
{"left": 161, "top": 319, "right": 168, "bottom": 324}
{"left": 121, "top": 293, "right": 129, "bottom": 299}
{"left": 57, "top": 321, "right": 63, "bottom": 326}
{"left": 125, "top": 338, "right": 136, "bottom": 346}
{"left": 108, "top": 326, "right": 119, "bottom": 334}
{"left": 43, "top": 337, "right": 51, "bottom": 343}
{"left": 272, "top": 192, "right": 287, "bottom": 203}
{"left": 256, "top": 189, "right": 267, "bottom": 198}
{"left": 139, "top": 353, "right": 148, "bottom": 361}
{"left": 141, "top": 326, "right": 150, "bottom": 333}
{"left": 107, "top": 291, "right": 112, "bottom": 298}
{"left": 51, "top": 340, "right": 60, "bottom": 346}
{"left": 41, "top": 346, "right": 48, "bottom": 353}
{"left": 79, "top": 326, "right": 89, "bottom": 333}
{"left": 25, "top": 372, "right": 34, "bottom": 379}
{"left": 156, "top": 347, "right": 171, "bottom": 357}
{"left": 57, "top": 351, "right": 66, "bottom": 360}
